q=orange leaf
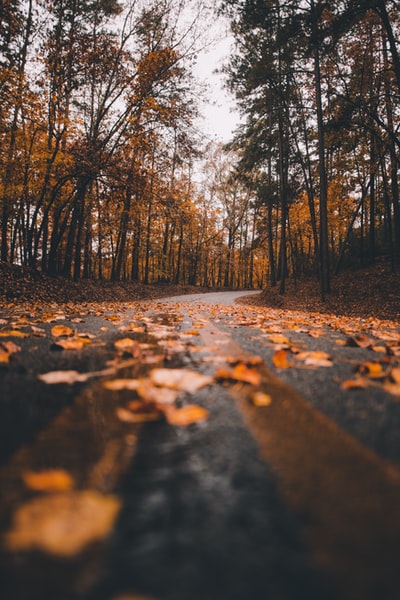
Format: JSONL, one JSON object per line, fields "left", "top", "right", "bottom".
{"left": 116, "top": 407, "right": 161, "bottom": 423}
{"left": 103, "top": 379, "right": 140, "bottom": 391}
{"left": 150, "top": 368, "right": 213, "bottom": 393}
{"left": 0, "top": 348, "right": 10, "bottom": 363}
{"left": 51, "top": 325, "right": 74, "bottom": 337}
{"left": 267, "top": 333, "right": 289, "bottom": 345}
{"left": 5, "top": 491, "right": 120, "bottom": 556}
{"left": 340, "top": 378, "right": 368, "bottom": 390}
{"left": 346, "top": 334, "right": 375, "bottom": 349}
{"left": 22, "top": 469, "right": 74, "bottom": 492}
{"left": 251, "top": 392, "right": 272, "bottom": 407}
{"left": 0, "top": 330, "right": 28, "bottom": 338}
{"left": 114, "top": 338, "right": 140, "bottom": 357}
{"left": 357, "top": 361, "right": 387, "bottom": 379}
{"left": 38, "top": 370, "right": 90, "bottom": 384}
{"left": 165, "top": 404, "right": 209, "bottom": 426}
{"left": 272, "top": 349, "right": 291, "bottom": 368}
{"left": 137, "top": 380, "right": 179, "bottom": 405}
{"left": 2, "top": 340, "right": 21, "bottom": 355}
{"left": 308, "top": 330, "right": 324, "bottom": 338}
{"left": 232, "top": 363, "right": 262, "bottom": 385}
{"left": 53, "top": 337, "right": 86, "bottom": 350}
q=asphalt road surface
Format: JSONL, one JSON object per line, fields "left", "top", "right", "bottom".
{"left": 1, "top": 290, "right": 400, "bottom": 600}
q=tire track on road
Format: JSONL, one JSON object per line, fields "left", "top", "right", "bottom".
{"left": 194, "top": 308, "right": 400, "bottom": 600}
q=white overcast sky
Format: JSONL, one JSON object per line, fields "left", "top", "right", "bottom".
{"left": 193, "top": 32, "right": 241, "bottom": 143}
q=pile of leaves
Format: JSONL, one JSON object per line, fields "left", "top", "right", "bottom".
{"left": 0, "top": 262, "right": 208, "bottom": 305}
{"left": 254, "top": 261, "right": 400, "bottom": 322}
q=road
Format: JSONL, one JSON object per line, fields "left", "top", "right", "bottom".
{"left": 1, "top": 290, "right": 400, "bottom": 600}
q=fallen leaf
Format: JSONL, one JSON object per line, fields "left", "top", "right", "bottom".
{"left": 226, "top": 355, "right": 264, "bottom": 366}
{"left": 2, "top": 341, "right": 21, "bottom": 355}
{"left": 295, "top": 351, "right": 333, "bottom": 368}
{"left": 251, "top": 392, "right": 272, "bottom": 407}
{"left": 137, "top": 379, "right": 179, "bottom": 405}
{"left": 5, "top": 491, "right": 120, "bottom": 556}
{"left": 116, "top": 407, "right": 161, "bottom": 423}
{"left": 346, "top": 334, "right": 375, "bottom": 349}
{"left": 22, "top": 469, "right": 75, "bottom": 492}
{"left": 267, "top": 333, "right": 290, "bottom": 345}
{"left": 114, "top": 338, "right": 140, "bottom": 357}
{"left": 357, "top": 361, "right": 388, "bottom": 379}
{"left": 232, "top": 363, "right": 262, "bottom": 385}
{"left": 51, "top": 325, "right": 74, "bottom": 337}
{"left": 150, "top": 368, "right": 213, "bottom": 393}
{"left": 340, "top": 378, "right": 368, "bottom": 390}
{"left": 53, "top": 337, "right": 89, "bottom": 350}
{"left": 103, "top": 379, "right": 141, "bottom": 391}
{"left": 308, "top": 329, "right": 325, "bottom": 338}
{"left": 165, "top": 404, "right": 209, "bottom": 426}
{"left": 31, "top": 325, "right": 46, "bottom": 337}
{"left": 0, "top": 330, "right": 28, "bottom": 338}
{"left": 38, "top": 370, "right": 90, "bottom": 384}
{"left": 383, "top": 382, "right": 400, "bottom": 396}
{"left": 0, "top": 348, "right": 10, "bottom": 363}
{"left": 272, "top": 349, "right": 291, "bottom": 368}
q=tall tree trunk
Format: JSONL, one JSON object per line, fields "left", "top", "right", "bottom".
{"left": 311, "top": 0, "right": 330, "bottom": 299}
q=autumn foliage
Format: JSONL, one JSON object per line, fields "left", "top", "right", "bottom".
{"left": 1, "top": 1, "right": 400, "bottom": 296}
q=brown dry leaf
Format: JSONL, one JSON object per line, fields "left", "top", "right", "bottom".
{"left": 340, "top": 378, "right": 368, "bottom": 390}
{"left": 150, "top": 368, "right": 213, "bottom": 393}
{"left": 116, "top": 407, "right": 161, "bottom": 423}
{"left": 123, "top": 324, "right": 145, "bottom": 333}
{"left": 183, "top": 329, "right": 200, "bottom": 336}
{"left": 357, "top": 361, "right": 388, "bottom": 379}
{"left": 372, "top": 345, "right": 386, "bottom": 353}
{"left": 38, "top": 370, "right": 90, "bottom": 384}
{"left": 215, "top": 363, "right": 262, "bottom": 385}
{"left": 295, "top": 351, "right": 333, "bottom": 368}
{"left": 251, "top": 392, "right": 272, "bottom": 407}
{"left": 0, "top": 330, "right": 28, "bottom": 338}
{"left": 232, "top": 363, "right": 262, "bottom": 385}
{"left": 0, "top": 348, "right": 10, "bottom": 363}
{"left": 114, "top": 338, "right": 140, "bottom": 357}
{"left": 126, "top": 399, "right": 165, "bottom": 419}
{"left": 31, "top": 325, "right": 46, "bottom": 337}
{"left": 165, "top": 404, "right": 209, "bottom": 427}
{"left": 137, "top": 379, "right": 179, "bottom": 405}
{"left": 51, "top": 325, "right": 74, "bottom": 337}
{"left": 308, "top": 330, "right": 325, "bottom": 338}
{"left": 346, "top": 334, "right": 375, "bottom": 349}
{"left": 272, "top": 349, "right": 291, "bottom": 368}
{"left": 53, "top": 337, "right": 87, "bottom": 350}
{"left": 22, "top": 469, "right": 75, "bottom": 492}
{"left": 103, "top": 379, "right": 140, "bottom": 391}
{"left": 5, "top": 491, "right": 120, "bottom": 556}
{"left": 383, "top": 382, "right": 400, "bottom": 397}
{"left": 2, "top": 341, "right": 21, "bottom": 355}
{"left": 267, "top": 333, "right": 290, "bottom": 345}
{"left": 227, "top": 355, "right": 264, "bottom": 367}
{"left": 335, "top": 339, "right": 347, "bottom": 346}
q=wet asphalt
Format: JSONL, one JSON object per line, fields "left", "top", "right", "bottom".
{"left": 1, "top": 291, "right": 400, "bottom": 600}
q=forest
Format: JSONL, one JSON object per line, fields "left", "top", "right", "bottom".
{"left": 0, "top": 0, "right": 399, "bottom": 298}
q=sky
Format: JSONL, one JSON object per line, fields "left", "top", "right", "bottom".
{"left": 193, "top": 33, "right": 241, "bottom": 143}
